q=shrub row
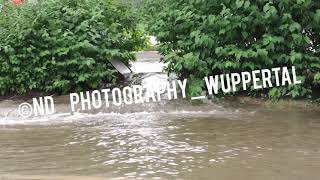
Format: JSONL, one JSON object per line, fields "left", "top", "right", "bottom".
{"left": 150, "top": 0, "right": 320, "bottom": 98}
{"left": 0, "top": 0, "right": 145, "bottom": 95}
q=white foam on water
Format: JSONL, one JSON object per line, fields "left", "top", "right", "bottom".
{"left": 0, "top": 108, "right": 245, "bottom": 125}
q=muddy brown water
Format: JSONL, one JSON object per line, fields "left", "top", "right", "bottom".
{"left": 0, "top": 52, "right": 320, "bottom": 179}
{"left": 0, "top": 101, "right": 320, "bottom": 180}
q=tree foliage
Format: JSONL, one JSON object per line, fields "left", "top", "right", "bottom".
{"left": 0, "top": 0, "right": 146, "bottom": 95}
{"left": 150, "top": 0, "right": 320, "bottom": 98}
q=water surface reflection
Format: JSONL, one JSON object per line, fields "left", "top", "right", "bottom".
{"left": 0, "top": 105, "right": 320, "bottom": 179}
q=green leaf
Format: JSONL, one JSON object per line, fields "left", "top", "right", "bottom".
{"left": 289, "top": 22, "right": 301, "bottom": 32}
{"left": 314, "top": 73, "right": 320, "bottom": 82}
{"left": 236, "top": 0, "right": 244, "bottom": 8}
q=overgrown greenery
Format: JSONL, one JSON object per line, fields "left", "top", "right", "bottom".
{"left": 0, "top": 0, "right": 146, "bottom": 95}
{"left": 150, "top": 0, "right": 320, "bottom": 98}
{"left": 1, "top": 0, "right": 319, "bottom": 99}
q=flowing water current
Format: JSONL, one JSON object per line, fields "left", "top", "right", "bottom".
{"left": 0, "top": 52, "right": 319, "bottom": 180}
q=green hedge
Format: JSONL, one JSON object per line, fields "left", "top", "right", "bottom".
{"left": 0, "top": 0, "right": 146, "bottom": 95}
{"left": 150, "top": 0, "right": 320, "bottom": 98}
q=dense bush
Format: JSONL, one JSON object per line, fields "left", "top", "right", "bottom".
{"left": 150, "top": 0, "right": 320, "bottom": 98}
{"left": 0, "top": 0, "right": 146, "bottom": 95}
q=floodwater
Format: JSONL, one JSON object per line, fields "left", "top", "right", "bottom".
{"left": 0, "top": 52, "right": 319, "bottom": 180}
